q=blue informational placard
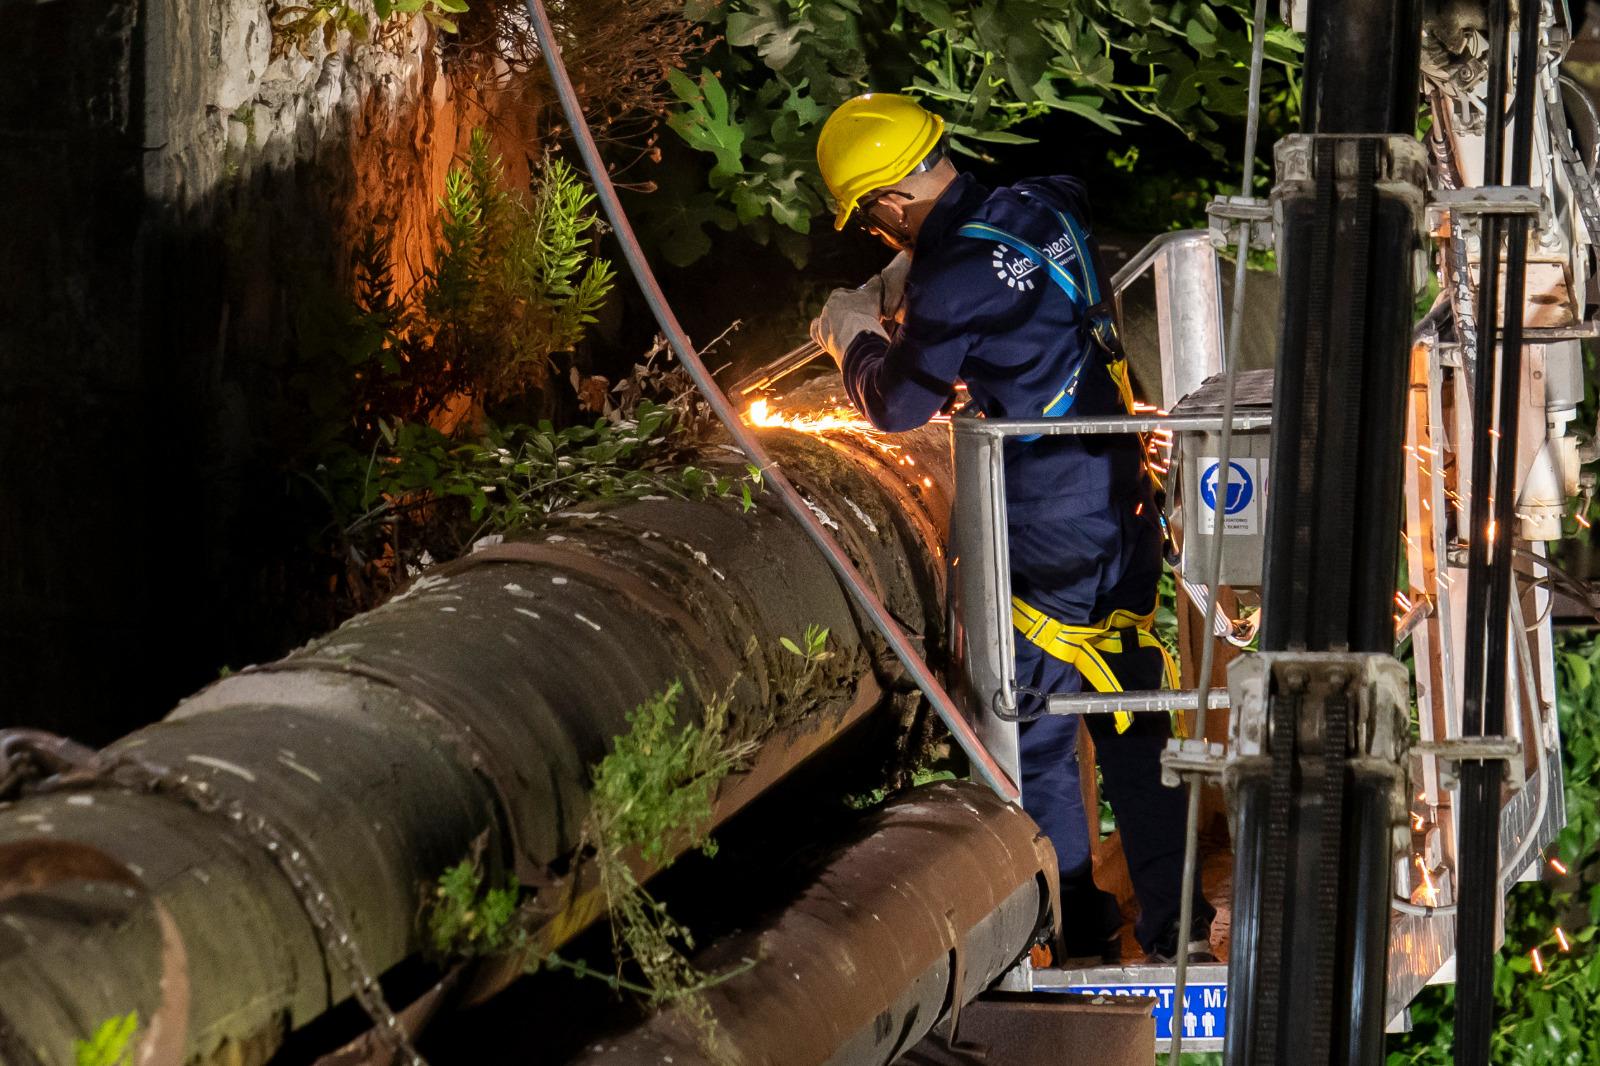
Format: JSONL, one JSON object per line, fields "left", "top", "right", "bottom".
{"left": 1063, "top": 982, "right": 1228, "bottom": 1042}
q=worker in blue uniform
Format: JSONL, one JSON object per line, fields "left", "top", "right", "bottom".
{"left": 809, "top": 93, "right": 1215, "bottom": 963}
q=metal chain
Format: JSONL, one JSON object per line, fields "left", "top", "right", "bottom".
{"left": 0, "top": 729, "right": 427, "bottom": 1065}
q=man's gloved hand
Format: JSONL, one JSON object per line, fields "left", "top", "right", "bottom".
{"left": 810, "top": 277, "right": 890, "bottom": 367}
{"left": 878, "top": 251, "right": 911, "bottom": 324}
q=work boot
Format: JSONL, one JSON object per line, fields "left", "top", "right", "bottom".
{"left": 1138, "top": 938, "right": 1217, "bottom": 966}
{"left": 1057, "top": 870, "right": 1123, "bottom": 965}
{"left": 1139, "top": 915, "right": 1217, "bottom": 965}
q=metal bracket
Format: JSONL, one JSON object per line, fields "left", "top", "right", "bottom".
{"left": 1412, "top": 736, "right": 1525, "bottom": 791}
{"left": 1160, "top": 738, "right": 1229, "bottom": 787}
{"left": 1207, "top": 195, "right": 1274, "bottom": 253}
{"left": 1426, "top": 186, "right": 1545, "bottom": 229}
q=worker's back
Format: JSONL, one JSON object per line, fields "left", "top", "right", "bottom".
{"left": 890, "top": 171, "right": 1146, "bottom": 520}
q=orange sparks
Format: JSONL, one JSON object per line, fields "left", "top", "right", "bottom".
{"left": 1396, "top": 591, "right": 1413, "bottom": 611}
{"left": 1532, "top": 948, "right": 1545, "bottom": 974}
{"left": 1411, "top": 812, "right": 1425, "bottom": 831}
{"left": 746, "top": 398, "right": 872, "bottom": 433}
{"left": 1411, "top": 856, "right": 1440, "bottom": 906}
{"left": 1577, "top": 512, "right": 1592, "bottom": 529}
{"left": 1557, "top": 927, "right": 1571, "bottom": 952}
{"left": 1135, "top": 503, "right": 1144, "bottom": 516}
{"left": 1551, "top": 857, "right": 1569, "bottom": 875}
{"left": 921, "top": 477, "right": 933, "bottom": 489}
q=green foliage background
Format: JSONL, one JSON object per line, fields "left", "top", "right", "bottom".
{"left": 1387, "top": 633, "right": 1600, "bottom": 1064}
{"left": 650, "top": 0, "right": 1303, "bottom": 264}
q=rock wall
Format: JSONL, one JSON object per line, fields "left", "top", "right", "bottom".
{"left": 0, "top": 0, "right": 547, "bottom": 741}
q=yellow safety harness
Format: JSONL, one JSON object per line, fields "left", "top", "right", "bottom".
{"left": 1010, "top": 597, "right": 1181, "bottom": 733}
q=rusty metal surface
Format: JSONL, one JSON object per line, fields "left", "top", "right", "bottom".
{"left": 565, "top": 782, "right": 1056, "bottom": 1066}
{"left": 0, "top": 412, "right": 957, "bottom": 1066}
{"left": 901, "top": 994, "right": 1156, "bottom": 1066}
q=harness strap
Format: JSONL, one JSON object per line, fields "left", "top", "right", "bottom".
{"left": 957, "top": 208, "right": 1165, "bottom": 511}
{"left": 954, "top": 211, "right": 1131, "bottom": 415}
{"left": 1011, "top": 596, "right": 1181, "bottom": 734}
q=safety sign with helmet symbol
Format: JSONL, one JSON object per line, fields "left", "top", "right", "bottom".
{"left": 1199, "top": 457, "right": 1267, "bottom": 535}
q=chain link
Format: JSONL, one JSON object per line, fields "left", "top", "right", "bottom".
{"left": 0, "top": 729, "right": 428, "bottom": 1065}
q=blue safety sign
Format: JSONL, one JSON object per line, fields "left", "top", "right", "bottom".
{"left": 1200, "top": 460, "right": 1254, "bottom": 516}
{"left": 1061, "top": 982, "right": 1228, "bottom": 1042}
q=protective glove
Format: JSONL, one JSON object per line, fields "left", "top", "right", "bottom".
{"left": 878, "top": 251, "right": 911, "bottom": 324}
{"left": 810, "top": 277, "right": 890, "bottom": 368}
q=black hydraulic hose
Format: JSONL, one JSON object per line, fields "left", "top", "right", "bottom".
{"left": 520, "top": 1, "right": 1018, "bottom": 802}
{"left": 1456, "top": 0, "right": 1538, "bottom": 1060}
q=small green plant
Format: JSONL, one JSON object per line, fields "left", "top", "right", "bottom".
{"left": 423, "top": 133, "right": 617, "bottom": 406}
{"left": 585, "top": 681, "right": 760, "bottom": 1045}
{"left": 779, "top": 623, "right": 831, "bottom": 671}
{"left": 425, "top": 850, "right": 522, "bottom": 957}
{"left": 591, "top": 681, "right": 756, "bottom": 867}
{"left": 74, "top": 1012, "right": 137, "bottom": 1066}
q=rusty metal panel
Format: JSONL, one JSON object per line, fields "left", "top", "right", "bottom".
{"left": 904, "top": 994, "right": 1156, "bottom": 1066}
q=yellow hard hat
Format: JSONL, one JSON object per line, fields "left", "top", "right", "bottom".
{"left": 816, "top": 93, "right": 946, "bottom": 231}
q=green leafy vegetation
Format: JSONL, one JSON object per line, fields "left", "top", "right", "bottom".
{"left": 423, "top": 673, "right": 777, "bottom": 1048}
{"left": 583, "top": 680, "right": 762, "bottom": 1047}
{"left": 779, "top": 623, "right": 832, "bottom": 671}
{"left": 1387, "top": 632, "right": 1600, "bottom": 1063}
{"left": 359, "top": 131, "right": 616, "bottom": 414}
{"left": 652, "top": 0, "right": 1303, "bottom": 263}
{"left": 295, "top": 134, "right": 770, "bottom": 610}
{"left": 425, "top": 847, "right": 522, "bottom": 956}
{"left": 272, "top": 0, "right": 468, "bottom": 55}
{"left": 73, "top": 1012, "right": 137, "bottom": 1066}
{"left": 323, "top": 400, "right": 761, "bottom": 574}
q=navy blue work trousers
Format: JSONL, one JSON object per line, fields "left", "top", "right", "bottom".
{"left": 1009, "top": 486, "right": 1215, "bottom": 955}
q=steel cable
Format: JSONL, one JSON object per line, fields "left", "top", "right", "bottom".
{"left": 1168, "top": 0, "right": 1272, "bottom": 1056}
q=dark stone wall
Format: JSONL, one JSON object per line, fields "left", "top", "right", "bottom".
{"left": 1, "top": 0, "right": 162, "bottom": 741}
{"left": 0, "top": 0, "right": 543, "bottom": 742}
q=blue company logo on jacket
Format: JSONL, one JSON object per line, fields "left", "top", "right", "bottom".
{"left": 990, "top": 234, "right": 1081, "bottom": 291}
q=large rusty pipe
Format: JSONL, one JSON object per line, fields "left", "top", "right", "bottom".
{"left": 568, "top": 782, "right": 1057, "bottom": 1066}
{"left": 0, "top": 390, "right": 956, "bottom": 1066}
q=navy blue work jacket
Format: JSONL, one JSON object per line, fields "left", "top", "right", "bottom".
{"left": 841, "top": 172, "right": 1143, "bottom": 521}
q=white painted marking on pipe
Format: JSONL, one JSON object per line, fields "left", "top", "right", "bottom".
{"left": 279, "top": 756, "right": 323, "bottom": 783}
{"left": 514, "top": 607, "right": 542, "bottom": 621}
{"left": 842, "top": 497, "right": 878, "bottom": 534}
{"left": 551, "top": 576, "right": 569, "bottom": 586}
{"left": 65, "top": 795, "right": 94, "bottom": 807}
{"left": 574, "top": 613, "right": 603, "bottom": 631}
{"left": 186, "top": 755, "right": 258, "bottom": 782}
{"left": 802, "top": 497, "right": 840, "bottom": 530}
